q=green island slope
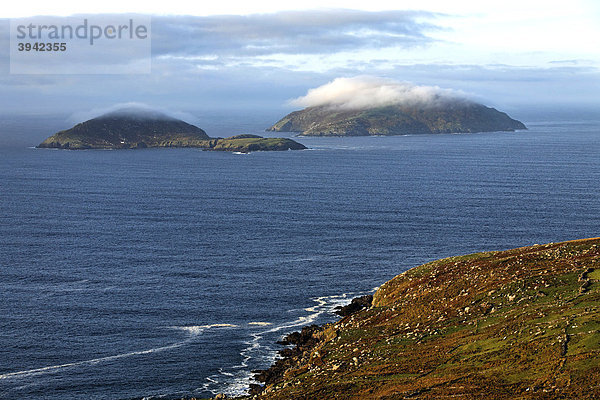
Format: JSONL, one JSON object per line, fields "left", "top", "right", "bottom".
{"left": 37, "top": 112, "right": 306, "bottom": 152}
{"left": 267, "top": 102, "right": 526, "bottom": 136}
{"left": 208, "top": 134, "right": 307, "bottom": 152}
{"left": 223, "top": 238, "right": 600, "bottom": 400}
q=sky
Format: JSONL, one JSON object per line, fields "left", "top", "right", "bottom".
{"left": 0, "top": 0, "right": 599, "bottom": 117}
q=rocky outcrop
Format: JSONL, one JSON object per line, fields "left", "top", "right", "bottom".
{"left": 252, "top": 324, "right": 325, "bottom": 392}
{"left": 334, "top": 295, "right": 373, "bottom": 317}
{"left": 207, "top": 136, "right": 306, "bottom": 152}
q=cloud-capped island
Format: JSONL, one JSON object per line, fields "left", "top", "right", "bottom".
{"left": 268, "top": 77, "right": 526, "bottom": 136}
{"left": 38, "top": 107, "right": 306, "bottom": 152}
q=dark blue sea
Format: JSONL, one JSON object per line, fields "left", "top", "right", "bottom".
{"left": 0, "top": 115, "right": 599, "bottom": 399}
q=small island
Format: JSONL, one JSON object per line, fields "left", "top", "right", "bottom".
{"left": 37, "top": 109, "right": 306, "bottom": 152}
{"left": 208, "top": 134, "right": 306, "bottom": 152}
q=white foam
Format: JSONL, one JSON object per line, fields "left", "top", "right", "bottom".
{"left": 173, "top": 326, "right": 206, "bottom": 336}
{"left": 0, "top": 341, "right": 185, "bottom": 380}
{"left": 172, "top": 324, "right": 238, "bottom": 336}
{"left": 0, "top": 323, "right": 238, "bottom": 381}
{"left": 218, "top": 368, "right": 234, "bottom": 377}
{"left": 205, "top": 323, "right": 238, "bottom": 328}
{"left": 203, "top": 290, "right": 374, "bottom": 397}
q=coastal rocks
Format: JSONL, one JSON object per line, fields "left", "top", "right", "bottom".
{"left": 334, "top": 295, "right": 373, "bottom": 317}
{"left": 248, "top": 384, "right": 264, "bottom": 395}
{"left": 253, "top": 325, "right": 324, "bottom": 385}
{"left": 249, "top": 296, "right": 373, "bottom": 395}
{"left": 578, "top": 268, "right": 594, "bottom": 293}
{"left": 251, "top": 324, "right": 325, "bottom": 393}
{"left": 276, "top": 324, "right": 324, "bottom": 347}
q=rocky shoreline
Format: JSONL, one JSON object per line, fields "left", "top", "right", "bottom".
{"left": 142, "top": 239, "right": 600, "bottom": 400}
{"left": 133, "top": 295, "right": 373, "bottom": 400}
{"left": 210, "top": 238, "right": 600, "bottom": 400}
{"left": 200, "top": 294, "right": 374, "bottom": 400}
{"left": 250, "top": 294, "right": 374, "bottom": 396}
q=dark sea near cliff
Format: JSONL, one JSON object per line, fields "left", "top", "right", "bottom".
{"left": 0, "top": 112, "right": 599, "bottom": 399}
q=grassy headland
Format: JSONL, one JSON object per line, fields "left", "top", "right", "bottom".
{"left": 225, "top": 238, "right": 600, "bottom": 399}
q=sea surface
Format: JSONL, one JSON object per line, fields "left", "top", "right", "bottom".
{"left": 0, "top": 116, "right": 599, "bottom": 399}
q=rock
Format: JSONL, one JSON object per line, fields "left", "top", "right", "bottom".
{"left": 248, "top": 384, "right": 264, "bottom": 395}
{"left": 255, "top": 325, "right": 324, "bottom": 385}
{"left": 224, "top": 134, "right": 263, "bottom": 139}
{"left": 334, "top": 295, "right": 373, "bottom": 317}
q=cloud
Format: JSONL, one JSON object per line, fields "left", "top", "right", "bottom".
{"left": 68, "top": 102, "right": 201, "bottom": 124}
{"left": 151, "top": 9, "right": 442, "bottom": 58}
{"left": 0, "top": 10, "right": 443, "bottom": 76}
{"left": 289, "top": 76, "right": 467, "bottom": 109}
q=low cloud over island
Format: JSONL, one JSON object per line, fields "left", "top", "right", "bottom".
{"left": 290, "top": 76, "right": 469, "bottom": 110}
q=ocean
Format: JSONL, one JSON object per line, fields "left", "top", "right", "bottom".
{"left": 0, "top": 115, "right": 599, "bottom": 399}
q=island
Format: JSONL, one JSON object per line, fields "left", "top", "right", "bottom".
{"left": 267, "top": 101, "right": 526, "bottom": 136}
{"left": 37, "top": 109, "right": 306, "bottom": 151}
{"left": 207, "top": 134, "right": 306, "bottom": 152}
{"left": 227, "top": 238, "right": 600, "bottom": 400}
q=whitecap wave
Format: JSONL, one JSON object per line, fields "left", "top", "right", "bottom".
{"left": 0, "top": 341, "right": 185, "bottom": 381}
{"left": 0, "top": 324, "right": 238, "bottom": 381}
{"left": 171, "top": 324, "right": 238, "bottom": 336}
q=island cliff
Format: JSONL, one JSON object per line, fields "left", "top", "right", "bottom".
{"left": 37, "top": 110, "right": 306, "bottom": 151}
{"left": 224, "top": 238, "right": 600, "bottom": 400}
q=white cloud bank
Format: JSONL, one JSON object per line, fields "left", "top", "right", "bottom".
{"left": 290, "top": 76, "right": 469, "bottom": 109}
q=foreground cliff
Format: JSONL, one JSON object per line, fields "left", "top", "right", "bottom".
{"left": 237, "top": 238, "right": 600, "bottom": 399}
{"left": 37, "top": 110, "right": 306, "bottom": 151}
{"left": 268, "top": 102, "right": 526, "bottom": 136}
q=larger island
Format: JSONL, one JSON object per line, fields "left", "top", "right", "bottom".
{"left": 268, "top": 101, "right": 526, "bottom": 136}
{"left": 37, "top": 109, "right": 306, "bottom": 151}
{"left": 267, "top": 78, "right": 526, "bottom": 136}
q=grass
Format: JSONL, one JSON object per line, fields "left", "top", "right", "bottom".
{"left": 246, "top": 238, "right": 600, "bottom": 400}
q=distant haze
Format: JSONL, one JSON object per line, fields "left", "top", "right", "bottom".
{"left": 290, "top": 77, "right": 469, "bottom": 110}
